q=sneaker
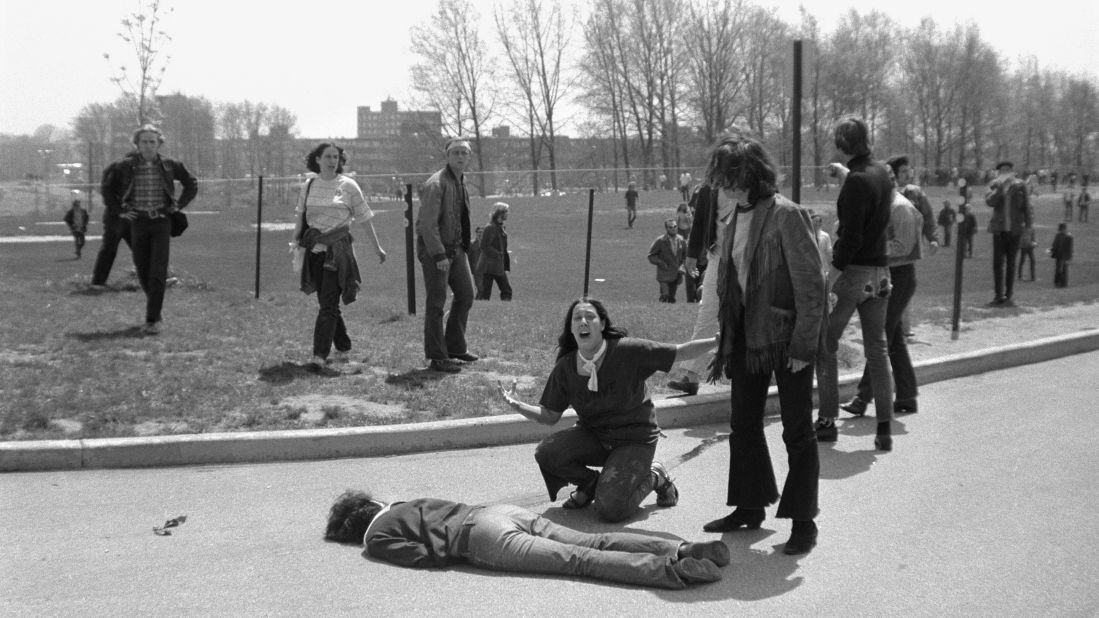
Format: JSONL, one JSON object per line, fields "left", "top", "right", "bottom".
{"left": 814, "top": 417, "right": 837, "bottom": 442}
{"left": 428, "top": 359, "right": 462, "bottom": 373}
{"left": 330, "top": 350, "right": 350, "bottom": 364}
{"left": 651, "top": 462, "right": 679, "bottom": 507}
{"left": 840, "top": 396, "right": 868, "bottom": 416}
{"left": 141, "top": 321, "right": 161, "bottom": 335}
{"left": 667, "top": 378, "right": 699, "bottom": 396}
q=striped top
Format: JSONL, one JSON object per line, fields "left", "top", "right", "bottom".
{"left": 296, "top": 175, "right": 372, "bottom": 233}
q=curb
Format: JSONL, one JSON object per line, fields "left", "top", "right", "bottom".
{"left": 3, "top": 329, "right": 1097, "bottom": 472}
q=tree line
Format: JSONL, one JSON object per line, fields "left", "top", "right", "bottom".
{"left": 414, "top": 0, "right": 1097, "bottom": 191}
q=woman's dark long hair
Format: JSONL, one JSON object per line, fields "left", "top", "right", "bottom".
{"left": 704, "top": 131, "right": 778, "bottom": 205}
{"left": 324, "top": 489, "right": 382, "bottom": 544}
{"left": 555, "top": 297, "right": 627, "bottom": 361}
{"left": 305, "top": 142, "right": 348, "bottom": 174}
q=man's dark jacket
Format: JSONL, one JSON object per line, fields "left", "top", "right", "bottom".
{"left": 832, "top": 154, "right": 891, "bottom": 270}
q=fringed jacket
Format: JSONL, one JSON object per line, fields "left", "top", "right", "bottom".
{"left": 711, "top": 194, "right": 826, "bottom": 379}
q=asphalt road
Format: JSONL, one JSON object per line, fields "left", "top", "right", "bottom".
{"left": 3, "top": 351, "right": 1097, "bottom": 617}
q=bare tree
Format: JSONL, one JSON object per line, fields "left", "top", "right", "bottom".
{"left": 410, "top": 0, "right": 496, "bottom": 196}
{"left": 495, "top": 0, "right": 575, "bottom": 192}
{"left": 581, "top": 0, "right": 632, "bottom": 186}
{"left": 822, "top": 10, "right": 895, "bottom": 129}
{"left": 104, "top": 0, "right": 173, "bottom": 125}
{"left": 683, "top": 0, "right": 750, "bottom": 145}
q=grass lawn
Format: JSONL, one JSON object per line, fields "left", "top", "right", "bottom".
{"left": 0, "top": 183, "right": 1094, "bottom": 440}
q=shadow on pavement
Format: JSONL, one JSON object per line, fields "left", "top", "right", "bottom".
{"left": 817, "top": 419, "right": 909, "bottom": 479}
{"left": 66, "top": 326, "right": 145, "bottom": 341}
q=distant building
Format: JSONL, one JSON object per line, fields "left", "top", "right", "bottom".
{"left": 357, "top": 99, "right": 441, "bottom": 139}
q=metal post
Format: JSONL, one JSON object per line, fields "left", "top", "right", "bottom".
{"left": 405, "top": 183, "right": 416, "bottom": 315}
{"left": 583, "top": 188, "right": 595, "bottom": 296}
{"left": 254, "top": 176, "right": 264, "bottom": 299}
{"left": 792, "top": 40, "right": 803, "bottom": 204}
{"left": 951, "top": 234, "right": 965, "bottom": 340}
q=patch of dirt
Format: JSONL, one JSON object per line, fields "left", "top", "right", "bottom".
{"left": 133, "top": 420, "right": 192, "bottom": 436}
{"left": 50, "top": 418, "right": 83, "bottom": 434}
{"left": 278, "top": 394, "right": 407, "bottom": 423}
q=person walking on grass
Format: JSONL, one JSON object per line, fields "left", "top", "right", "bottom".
{"left": 938, "top": 199, "right": 957, "bottom": 247}
{"left": 499, "top": 297, "right": 717, "bottom": 523}
{"left": 1078, "top": 189, "right": 1090, "bottom": 223}
{"left": 63, "top": 198, "right": 89, "bottom": 258}
{"left": 91, "top": 166, "right": 132, "bottom": 288}
{"left": 477, "top": 203, "right": 512, "bottom": 301}
{"left": 984, "top": 161, "right": 1032, "bottom": 307}
{"left": 292, "top": 142, "right": 386, "bottom": 375}
{"left": 648, "top": 218, "right": 686, "bottom": 303}
{"left": 469, "top": 225, "right": 485, "bottom": 298}
{"left": 675, "top": 202, "right": 700, "bottom": 302}
{"left": 1051, "top": 223, "right": 1073, "bottom": 288}
{"left": 324, "top": 489, "right": 731, "bottom": 589}
{"left": 959, "top": 200, "right": 977, "bottom": 258}
{"left": 699, "top": 132, "right": 825, "bottom": 556}
{"left": 1017, "top": 225, "right": 1037, "bottom": 282}
{"left": 97, "top": 125, "right": 198, "bottom": 335}
{"left": 624, "top": 181, "right": 639, "bottom": 228}
{"left": 416, "top": 138, "right": 478, "bottom": 373}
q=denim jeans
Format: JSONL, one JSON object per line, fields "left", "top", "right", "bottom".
{"left": 991, "top": 231, "right": 1021, "bottom": 299}
{"left": 307, "top": 251, "right": 352, "bottom": 359}
{"left": 856, "top": 263, "right": 918, "bottom": 407}
{"left": 464, "top": 504, "right": 687, "bottom": 589}
{"left": 130, "top": 216, "right": 171, "bottom": 324}
{"left": 419, "top": 249, "right": 474, "bottom": 360}
{"left": 816, "top": 265, "right": 893, "bottom": 422}
{"left": 534, "top": 424, "right": 656, "bottom": 523}
{"left": 726, "top": 320, "right": 819, "bottom": 520}
{"left": 91, "top": 215, "right": 132, "bottom": 285}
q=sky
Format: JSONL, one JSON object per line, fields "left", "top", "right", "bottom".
{"left": 2, "top": 0, "right": 1097, "bottom": 139}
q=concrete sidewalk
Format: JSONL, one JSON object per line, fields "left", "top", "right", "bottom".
{"left": 2, "top": 351, "right": 1096, "bottom": 616}
{"left": 3, "top": 329, "right": 1098, "bottom": 472}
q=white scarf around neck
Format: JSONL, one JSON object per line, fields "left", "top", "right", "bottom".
{"left": 578, "top": 340, "right": 608, "bottom": 391}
